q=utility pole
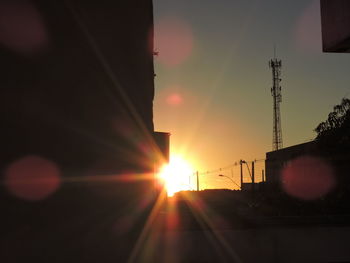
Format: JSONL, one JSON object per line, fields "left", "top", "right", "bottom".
{"left": 252, "top": 161, "right": 255, "bottom": 192}
{"left": 240, "top": 160, "right": 244, "bottom": 189}
{"left": 196, "top": 171, "right": 199, "bottom": 191}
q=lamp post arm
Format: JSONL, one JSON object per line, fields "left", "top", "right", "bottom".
{"left": 219, "top": 174, "right": 241, "bottom": 190}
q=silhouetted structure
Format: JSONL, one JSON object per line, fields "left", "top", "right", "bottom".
{"left": 265, "top": 141, "right": 318, "bottom": 189}
{"left": 0, "top": 0, "right": 157, "bottom": 178}
{"left": 320, "top": 0, "right": 350, "bottom": 53}
{"left": 241, "top": 182, "right": 265, "bottom": 191}
{"left": 154, "top": 131, "right": 170, "bottom": 189}
{"left": 269, "top": 56, "right": 283, "bottom": 150}
{"left": 0, "top": 1, "right": 166, "bottom": 262}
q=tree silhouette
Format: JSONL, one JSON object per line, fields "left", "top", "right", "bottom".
{"left": 315, "top": 98, "right": 350, "bottom": 147}
{"left": 313, "top": 98, "right": 350, "bottom": 204}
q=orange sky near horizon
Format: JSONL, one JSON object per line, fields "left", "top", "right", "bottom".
{"left": 152, "top": 0, "right": 350, "bottom": 190}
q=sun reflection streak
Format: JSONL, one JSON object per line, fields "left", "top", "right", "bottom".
{"left": 127, "top": 189, "right": 168, "bottom": 263}
{"left": 129, "top": 191, "right": 242, "bottom": 262}
{"left": 182, "top": 192, "right": 242, "bottom": 262}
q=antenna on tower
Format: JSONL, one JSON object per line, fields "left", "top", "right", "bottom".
{"left": 269, "top": 49, "right": 283, "bottom": 151}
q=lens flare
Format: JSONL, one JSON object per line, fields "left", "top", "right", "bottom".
{"left": 281, "top": 156, "right": 335, "bottom": 200}
{"left": 154, "top": 17, "right": 194, "bottom": 67}
{"left": 166, "top": 93, "right": 183, "bottom": 106}
{"left": 0, "top": 1, "right": 49, "bottom": 55}
{"left": 4, "top": 155, "right": 61, "bottom": 201}
{"left": 294, "top": 0, "right": 321, "bottom": 52}
{"left": 158, "top": 155, "right": 194, "bottom": 197}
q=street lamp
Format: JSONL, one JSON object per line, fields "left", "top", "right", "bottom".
{"left": 240, "top": 160, "right": 252, "bottom": 179}
{"left": 218, "top": 174, "right": 241, "bottom": 190}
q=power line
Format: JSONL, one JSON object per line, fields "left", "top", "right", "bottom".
{"left": 196, "top": 158, "right": 266, "bottom": 177}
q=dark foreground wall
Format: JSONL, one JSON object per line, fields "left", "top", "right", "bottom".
{"left": 0, "top": 0, "right": 155, "bottom": 175}
{"left": 0, "top": 1, "right": 160, "bottom": 261}
{"left": 320, "top": 0, "right": 350, "bottom": 52}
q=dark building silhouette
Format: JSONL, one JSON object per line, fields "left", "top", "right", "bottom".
{"left": 265, "top": 141, "right": 318, "bottom": 188}
{"left": 0, "top": 1, "right": 167, "bottom": 261}
{"left": 0, "top": 0, "right": 156, "bottom": 176}
{"left": 265, "top": 139, "right": 350, "bottom": 202}
{"left": 320, "top": 0, "right": 350, "bottom": 52}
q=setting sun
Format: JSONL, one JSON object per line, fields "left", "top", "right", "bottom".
{"left": 158, "top": 155, "right": 195, "bottom": 197}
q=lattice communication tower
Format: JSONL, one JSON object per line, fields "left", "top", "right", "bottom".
{"left": 269, "top": 57, "right": 283, "bottom": 151}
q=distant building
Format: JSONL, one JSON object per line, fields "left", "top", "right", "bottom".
{"left": 265, "top": 141, "right": 319, "bottom": 188}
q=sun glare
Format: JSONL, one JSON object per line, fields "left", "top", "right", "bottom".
{"left": 158, "top": 155, "right": 195, "bottom": 197}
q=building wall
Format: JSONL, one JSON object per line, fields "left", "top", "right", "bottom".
{"left": 0, "top": 0, "right": 155, "bottom": 176}
{"left": 265, "top": 141, "right": 319, "bottom": 188}
{"left": 320, "top": 0, "right": 350, "bottom": 52}
{"left": 0, "top": 2, "right": 160, "bottom": 256}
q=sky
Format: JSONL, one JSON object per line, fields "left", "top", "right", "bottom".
{"left": 152, "top": 0, "right": 350, "bottom": 190}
